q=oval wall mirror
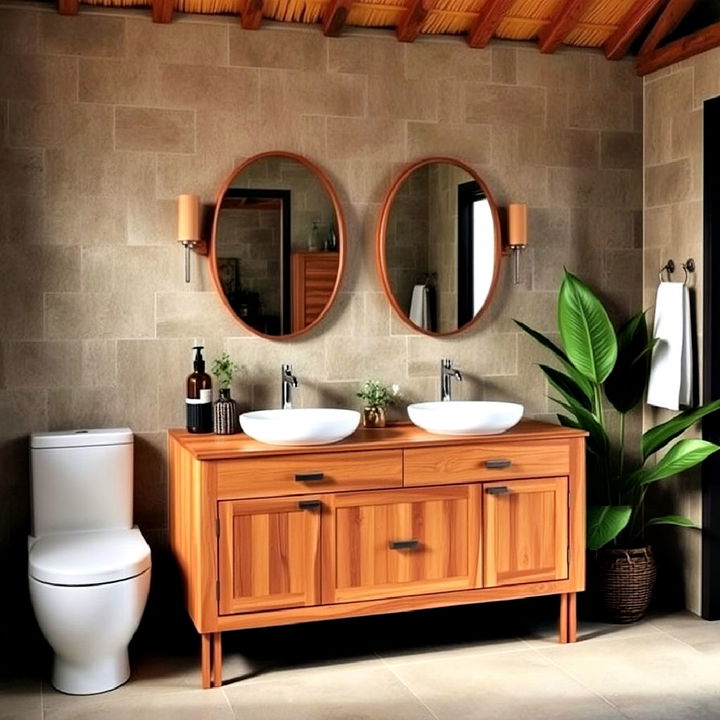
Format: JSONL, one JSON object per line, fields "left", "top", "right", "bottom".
{"left": 377, "top": 157, "right": 501, "bottom": 337}
{"left": 211, "top": 151, "right": 345, "bottom": 339}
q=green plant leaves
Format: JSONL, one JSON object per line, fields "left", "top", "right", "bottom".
{"left": 642, "top": 399, "right": 720, "bottom": 461}
{"left": 539, "top": 365, "right": 592, "bottom": 411}
{"left": 605, "top": 311, "right": 653, "bottom": 414}
{"left": 553, "top": 398, "right": 609, "bottom": 458}
{"left": 558, "top": 270, "right": 617, "bottom": 384}
{"left": 587, "top": 505, "right": 632, "bottom": 550}
{"left": 646, "top": 514, "right": 696, "bottom": 528}
{"left": 628, "top": 438, "right": 720, "bottom": 487}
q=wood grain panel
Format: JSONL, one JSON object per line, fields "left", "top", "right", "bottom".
{"left": 484, "top": 476, "right": 568, "bottom": 587}
{"left": 324, "top": 486, "right": 481, "bottom": 603}
{"left": 291, "top": 252, "right": 340, "bottom": 332}
{"left": 404, "top": 441, "right": 570, "bottom": 486}
{"left": 216, "top": 449, "right": 402, "bottom": 499}
{"left": 218, "top": 497, "right": 320, "bottom": 614}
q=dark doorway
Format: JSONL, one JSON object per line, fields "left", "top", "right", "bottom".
{"left": 702, "top": 95, "right": 720, "bottom": 618}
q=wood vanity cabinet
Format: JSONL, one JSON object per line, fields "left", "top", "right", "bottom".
{"left": 290, "top": 252, "right": 340, "bottom": 332}
{"left": 168, "top": 421, "right": 586, "bottom": 689}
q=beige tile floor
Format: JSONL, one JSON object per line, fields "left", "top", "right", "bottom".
{"left": 4, "top": 602, "right": 720, "bottom": 720}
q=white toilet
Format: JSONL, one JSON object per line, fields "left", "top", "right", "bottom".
{"left": 28, "top": 428, "right": 151, "bottom": 695}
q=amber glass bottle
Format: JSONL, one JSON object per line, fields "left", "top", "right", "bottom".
{"left": 186, "top": 346, "right": 213, "bottom": 433}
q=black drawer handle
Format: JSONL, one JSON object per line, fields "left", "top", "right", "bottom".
{"left": 295, "top": 472, "right": 325, "bottom": 483}
{"left": 486, "top": 486, "right": 510, "bottom": 495}
{"left": 485, "top": 459, "right": 512, "bottom": 469}
{"left": 389, "top": 539, "right": 420, "bottom": 550}
{"left": 298, "top": 500, "right": 322, "bottom": 510}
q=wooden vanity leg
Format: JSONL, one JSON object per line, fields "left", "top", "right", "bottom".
{"left": 567, "top": 592, "right": 577, "bottom": 643}
{"left": 559, "top": 593, "right": 569, "bottom": 643}
{"left": 201, "top": 633, "right": 212, "bottom": 689}
{"left": 212, "top": 632, "right": 223, "bottom": 687}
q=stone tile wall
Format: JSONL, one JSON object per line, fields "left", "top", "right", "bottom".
{"left": 0, "top": 1, "right": 642, "bottom": 649}
{"left": 644, "top": 47, "right": 720, "bottom": 615}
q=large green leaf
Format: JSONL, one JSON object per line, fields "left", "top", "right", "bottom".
{"left": 553, "top": 398, "right": 609, "bottom": 458}
{"left": 514, "top": 319, "right": 594, "bottom": 398}
{"left": 642, "top": 398, "right": 720, "bottom": 461}
{"left": 540, "top": 364, "right": 592, "bottom": 411}
{"left": 646, "top": 514, "right": 696, "bottom": 528}
{"left": 587, "top": 505, "right": 632, "bottom": 550}
{"left": 605, "top": 311, "right": 653, "bottom": 414}
{"left": 558, "top": 270, "right": 617, "bottom": 384}
{"left": 628, "top": 439, "right": 720, "bottom": 487}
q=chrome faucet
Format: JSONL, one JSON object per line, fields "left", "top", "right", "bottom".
{"left": 440, "top": 358, "right": 463, "bottom": 402}
{"left": 281, "top": 364, "right": 299, "bottom": 409}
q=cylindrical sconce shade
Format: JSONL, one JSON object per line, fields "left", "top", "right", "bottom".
{"left": 508, "top": 203, "right": 528, "bottom": 247}
{"left": 178, "top": 194, "right": 200, "bottom": 242}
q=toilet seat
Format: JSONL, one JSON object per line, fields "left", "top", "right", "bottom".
{"left": 29, "top": 528, "right": 151, "bottom": 586}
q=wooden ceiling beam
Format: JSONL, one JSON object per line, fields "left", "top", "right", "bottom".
{"left": 637, "top": 20, "right": 720, "bottom": 75}
{"left": 57, "top": 0, "right": 79, "bottom": 15}
{"left": 152, "top": 0, "right": 173, "bottom": 23}
{"left": 467, "top": 0, "right": 515, "bottom": 49}
{"left": 323, "top": 0, "right": 353, "bottom": 36}
{"left": 603, "top": 0, "right": 665, "bottom": 60}
{"left": 537, "top": 0, "right": 588, "bottom": 54}
{"left": 240, "top": 0, "right": 264, "bottom": 29}
{"left": 638, "top": 0, "right": 696, "bottom": 55}
{"left": 397, "top": 0, "right": 433, "bottom": 43}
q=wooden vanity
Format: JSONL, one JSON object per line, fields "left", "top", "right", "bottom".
{"left": 168, "top": 421, "right": 586, "bottom": 688}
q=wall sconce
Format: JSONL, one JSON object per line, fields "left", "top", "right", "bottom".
{"left": 177, "top": 194, "right": 207, "bottom": 283}
{"left": 506, "top": 203, "right": 528, "bottom": 285}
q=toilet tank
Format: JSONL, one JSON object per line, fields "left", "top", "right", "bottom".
{"left": 30, "top": 428, "right": 134, "bottom": 536}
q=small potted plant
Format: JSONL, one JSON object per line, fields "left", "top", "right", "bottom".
{"left": 211, "top": 352, "right": 241, "bottom": 435}
{"left": 356, "top": 380, "right": 398, "bottom": 428}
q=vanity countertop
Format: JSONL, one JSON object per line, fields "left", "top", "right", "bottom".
{"left": 168, "top": 419, "right": 587, "bottom": 461}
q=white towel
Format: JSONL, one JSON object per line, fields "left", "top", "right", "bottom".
{"left": 409, "top": 284, "right": 429, "bottom": 330}
{"left": 647, "top": 281, "right": 693, "bottom": 410}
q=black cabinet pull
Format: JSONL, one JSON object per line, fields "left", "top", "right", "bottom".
{"left": 298, "top": 500, "right": 322, "bottom": 510}
{"left": 389, "top": 539, "right": 420, "bottom": 550}
{"left": 486, "top": 486, "right": 510, "bottom": 495}
{"left": 485, "top": 459, "right": 512, "bottom": 469}
{"left": 295, "top": 472, "right": 325, "bottom": 483}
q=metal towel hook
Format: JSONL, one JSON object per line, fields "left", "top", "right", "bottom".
{"left": 658, "top": 259, "right": 675, "bottom": 282}
{"left": 682, "top": 258, "right": 695, "bottom": 285}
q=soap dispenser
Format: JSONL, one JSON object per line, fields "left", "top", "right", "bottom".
{"left": 186, "top": 346, "right": 213, "bottom": 433}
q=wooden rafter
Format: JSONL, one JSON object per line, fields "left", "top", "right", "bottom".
{"left": 57, "top": 0, "right": 78, "bottom": 15}
{"left": 467, "top": 0, "right": 515, "bottom": 49}
{"left": 323, "top": 0, "right": 353, "bottom": 36}
{"left": 240, "top": 0, "right": 263, "bottom": 29}
{"left": 638, "top": 0, "right": 696, "bottom": 55}
{"left": 603, "top": 0, "right": 666, "bottom": 60}
{"left": 397, "top": 0, "right": 433, "bottom": 43}
{"left": 151, "top": 0, "right": 173, "bottom": 23}
{"left": 538, "top": 0, "right": 588, "bottom": 54}
{"left": 637, "top": 20, "right": 720, "bottom": 75}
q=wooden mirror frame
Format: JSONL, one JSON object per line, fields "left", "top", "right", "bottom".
{"left": 376, "top": 157, "right": 502, "bottom": 338}
{"left": 210, "top": 151, "right": 347, "bottom": 340}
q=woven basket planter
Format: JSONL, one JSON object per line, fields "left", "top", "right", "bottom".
{"left": 596, "top": 546, "right": 656, "bottom": 623}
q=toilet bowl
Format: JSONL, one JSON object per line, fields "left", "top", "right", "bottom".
{"left": 28, "top": 429, "right": 151, "bottom": 695}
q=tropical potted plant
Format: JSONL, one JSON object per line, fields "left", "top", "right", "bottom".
{"left": 517, "top": 269, "right": 720, "bottom": 622}
{"left": 356, "top": 380, "right": 399, "bottom": 428}
{"left": 211, "top": 352, "right": 241, "bottom": 435}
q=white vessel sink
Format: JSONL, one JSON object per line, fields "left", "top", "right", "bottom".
{"left": 239, "top": 408, "right": 361, "bottom": 446}
{"left": 407, "top": 401, "right": 524, "bottom": 436}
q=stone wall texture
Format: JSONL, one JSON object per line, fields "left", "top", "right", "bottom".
{"left": 0, "top": 1, "right": 643, "bottom": 651}
{"left": 643, "top": 46, "right": 720, "bottom": 615}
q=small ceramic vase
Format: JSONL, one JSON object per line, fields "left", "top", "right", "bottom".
{"left": 214, "top": 388, "right": 239, "bottom": 435}
{"left": 362, "top": 406, "right": 386, "bottom": 428}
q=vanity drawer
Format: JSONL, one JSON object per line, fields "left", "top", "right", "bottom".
{"left": 403, "top": 441, "right": 570, "bottom": 486}
{"left": 215, "top": 450, "right": 403, "bottom": 499}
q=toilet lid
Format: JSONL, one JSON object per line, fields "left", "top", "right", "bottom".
{"left": 29, "top": 528, "right": 151, "bottom": 586}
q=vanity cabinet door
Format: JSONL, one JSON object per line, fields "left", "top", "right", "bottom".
{"left": 483, "top": 477, "right": 568, "bottom": 588}
{"left": 323, "top": 486, "right": 481, "bottom": 604}
{"left": 218, "top": 497, "right": 321, "bottom": 615}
